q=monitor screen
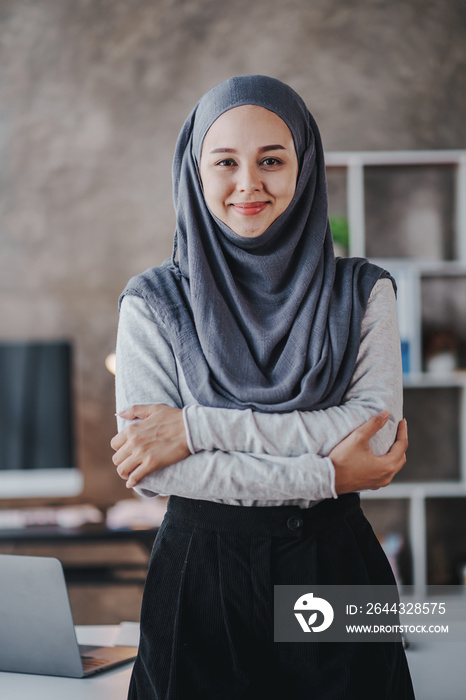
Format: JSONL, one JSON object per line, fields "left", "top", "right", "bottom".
{"left": 0, "top": 341, "right": 83, "bottom": 499}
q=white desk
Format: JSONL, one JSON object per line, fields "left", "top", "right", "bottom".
{"left": 2, "top": 623, "right": 466, "bottom": 699}
{"left": 407, "top": 641, "right": 466, "bottom": 700}
{"left": 401, "top": 601, "right": 466, "bottom": 700}
{"left": 0, "top": 626, "right": 133, "bottom": 700}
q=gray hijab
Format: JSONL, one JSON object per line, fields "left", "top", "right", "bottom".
{"left": 121, "top": 75, "right": 392, "bottom": 412}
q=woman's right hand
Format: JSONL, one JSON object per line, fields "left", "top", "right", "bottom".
{"left": 111, "top": 404, "right": 190, "bottom": 489}
{"left": 330, "top": 411, "right": 408, "bottom": 495}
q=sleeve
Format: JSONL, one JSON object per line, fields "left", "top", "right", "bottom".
{"left": 115, "top": 294, "right": 337, "bottom": 502}
{"left": 183, "top": 278, "right": 402, "bottom": 459}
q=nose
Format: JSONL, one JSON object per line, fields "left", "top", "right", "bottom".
{"left": 236, "top": 163, "right": 262, "bottom": 193}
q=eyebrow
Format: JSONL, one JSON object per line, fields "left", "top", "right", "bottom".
{"left": 209, "top": 144, "right": 287, "bottom": 154}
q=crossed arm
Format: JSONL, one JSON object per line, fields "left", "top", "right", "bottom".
{"left": 112, "top": 404, "right": 407, "bottom": 495}
{"left": 111, "top": 279, "right": 408, "bottom": 502}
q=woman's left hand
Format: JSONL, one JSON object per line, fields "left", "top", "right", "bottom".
{"left": 111, "top": 404, "right": 190, "bottom": 488}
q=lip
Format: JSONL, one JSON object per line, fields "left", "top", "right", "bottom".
{"left": 231, "top": 202, "right": 269, "bottom": 216}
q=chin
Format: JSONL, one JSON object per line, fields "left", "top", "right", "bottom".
{"left": 230, "top": 219, "right": 269, "bottom": 238}
{"left": 235, "top": 228, "right": 266, "bottom": 238}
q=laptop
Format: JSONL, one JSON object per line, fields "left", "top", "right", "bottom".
{"left": 0, "top": 554, "right": 138, "bottom": 677}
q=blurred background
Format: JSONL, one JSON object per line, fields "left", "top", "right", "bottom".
{"left": 0, "top": 0, "right": 466, "bottom": 626}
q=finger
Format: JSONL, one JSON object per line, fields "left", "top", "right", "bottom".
{"left": 354, "top": 411, "right": 390, "bottom": 441}
{"left": 387, "top": 419, "right": 408, "bottom": 456}
{"left": 118, "top": 404, "right": 161, "bottom": 420}
{"left": 112, "top": 441, "right": 133, "bottom": 467}
{"left": 115, "top": 453, "right": 142, "bottom": 479}
{"left": 126, "top": 470, "right": 142, "bottom": 488}
{"left": 126, "top": 462, "right": 158, "bottom": 488}
{"left": 112, "top": 425, "right": 144, "bottom": 465}
{"left": 110, "top": 431, "right": 127, "bottom": 451}
{"left": 377, "top": 420, "right": 408, "bottom": 479}
{"left": 395, "top": 418, "right": 408, "bottom": 447}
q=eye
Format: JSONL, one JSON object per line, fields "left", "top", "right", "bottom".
{"left": 261, "top": 157, "right": 282, "bottom": 167}
{"left": 215, "top": 158, "right": 237, "bottom": 167}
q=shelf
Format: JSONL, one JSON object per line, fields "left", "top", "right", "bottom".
{"left": 327, "top": 151, "right": 466, "bottom": 592}
{"left": 370, "top": 258, "right": 466, "bottom": 276}
{"left": 402, "top": 372, "right": 466, "bottom": 388}
{"left": 325, "top": 150, "right": 466, "bottom": 166}
{"left": 361, "top": 483, "right": 466, "bottom": 499}
{"left": 418, "top": 261, "right": 466, "bottom": 276}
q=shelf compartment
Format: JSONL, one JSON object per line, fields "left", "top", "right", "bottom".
{"left": 360, "top": 498, "right": 412, "bottom": 586}
{"left": 394, "top": 386, "right": 462, "bottom": 483}
{"left": 421, "top": 275, "right": 466, "bottom": 371}
{"left": 426, "top": 497, "right": 466, "bottom": 586}
{"left": 364, "top": 164, "right": 455, "bottom": 261}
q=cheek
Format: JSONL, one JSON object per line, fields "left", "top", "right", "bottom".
{"left": 285, "top": 162, "right": 299, "bottom": 201}
{"left": 203, "top": 177, "right": 229, "bottom": 211}
{"left": 279, "top": 175, "right": 297, "bottom": 207}
{"left": 287, "top": 181, "right": 296, "bottom": 199}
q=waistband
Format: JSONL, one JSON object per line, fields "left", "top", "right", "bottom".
{"left": 165, "top": 493, "right": 361, "bottom": 538}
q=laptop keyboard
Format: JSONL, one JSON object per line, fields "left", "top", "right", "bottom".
{"left": 81, "top": 656, "right": 113, "bottom": 671}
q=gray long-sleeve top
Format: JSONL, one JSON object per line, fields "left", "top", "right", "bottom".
{"left": 115, "top": 277, "right": 402, "bottom": 508}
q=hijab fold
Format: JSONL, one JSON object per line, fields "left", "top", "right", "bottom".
{"left": 121, "top": 75, "right": 392, "bottom": 412}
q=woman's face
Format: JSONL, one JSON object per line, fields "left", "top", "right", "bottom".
{"left": 199, "top": 105, "right": 299, "bottom": 238}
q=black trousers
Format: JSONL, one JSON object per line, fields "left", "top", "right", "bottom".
{"left": 128, "top": 494, "right": 415, "bottom": 699}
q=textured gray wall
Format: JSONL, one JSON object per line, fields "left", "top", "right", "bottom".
{"left": 1, "top": 0, "right": 465, "bottom": 505}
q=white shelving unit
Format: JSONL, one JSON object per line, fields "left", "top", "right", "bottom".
{"left": 326, "top": 150, "right": 466, "bottom": 594}
{"left": 325, "top": 150, "right": 466, "bottom": 263}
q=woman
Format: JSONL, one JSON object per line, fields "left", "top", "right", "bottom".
{"left": 111, "top": 75, "right": 414, "bottom": 699}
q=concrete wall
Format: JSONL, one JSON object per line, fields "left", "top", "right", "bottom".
{"left": 1, "top": 0, "right": 465, "bottom": 505}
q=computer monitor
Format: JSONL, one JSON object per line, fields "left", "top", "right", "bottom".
{"left": 0, "top": 341, "right": 83, "bottom": 499}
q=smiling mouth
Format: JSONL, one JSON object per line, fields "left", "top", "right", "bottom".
{"left": 231, "top": 202, "right": 269, "bottom": 216}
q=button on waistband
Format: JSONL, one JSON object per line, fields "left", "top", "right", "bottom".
{"left": 287, "top": 516, "right": 303, "bottom": 531}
